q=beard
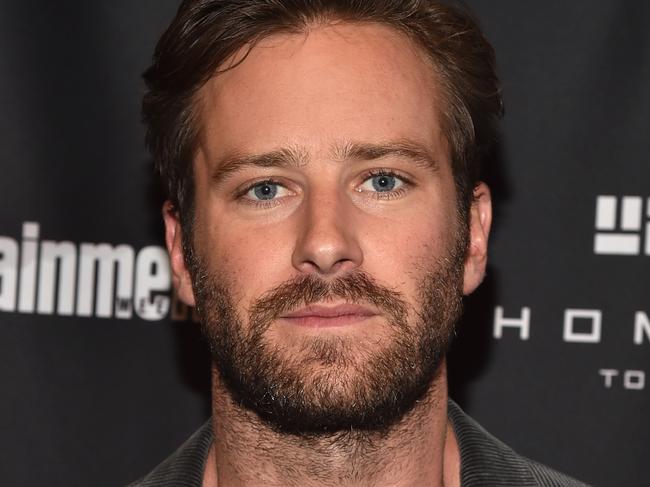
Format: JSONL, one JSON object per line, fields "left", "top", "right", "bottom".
{"left": 187, "top": 234, "right": 466, "bottom": 437}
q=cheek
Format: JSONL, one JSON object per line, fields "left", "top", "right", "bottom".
{"left": 199, "top": 216, "right": 296, "bottom": 304}
{"left": 191, "top": 161, "right": 297, "bottom": 309}
{"left": 361, "top": 211, "right": 451, "bottom": 287}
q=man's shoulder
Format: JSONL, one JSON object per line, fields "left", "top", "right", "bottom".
{"left": 448, "top": 400, "right": 590, "bottom": 487}
{"left": 525, "top": 459, "right": 590, "bottom": 487}
{"left": 127, "top": 420, "right": 212, "bottom": 487}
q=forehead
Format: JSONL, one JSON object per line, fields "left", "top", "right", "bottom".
{"left": 196, "top": 22, "right": 447, "bottom": 160}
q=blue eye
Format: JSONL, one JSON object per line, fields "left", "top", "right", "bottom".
{"left": 359, "top": 173, "right": 406, "bottom": 193}
{"left": 242, "top": 180, "right": 291, "bottom": 203}
{"left": 252, "top": 182, "right": 278, "bottom": 200}
{"left": 371, "top": 175, "right": 396, "bottom": 192}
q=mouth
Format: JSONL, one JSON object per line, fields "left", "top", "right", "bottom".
{"left": 279, "top": 303, "right": 379, "bottom": 328}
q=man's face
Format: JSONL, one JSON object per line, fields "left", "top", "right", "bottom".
{"left": 166, "top": 23, "right": 490, "bottom": 434}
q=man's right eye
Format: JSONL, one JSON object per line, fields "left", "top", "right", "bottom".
{"left": 239, "top": 180, "right": 291, "bottom": 204}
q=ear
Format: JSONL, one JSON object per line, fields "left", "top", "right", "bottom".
{"left": 462, "top": 182, "right": 492, "bottom": 295}
{"left": 163, "top": 201, "right": 196, "bottom": 307}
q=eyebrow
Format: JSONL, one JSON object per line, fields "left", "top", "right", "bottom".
{"left": 332, "top": 140, "right": 439, "bottom": 171}
{"left": 211, "top": 146, "right": 309, "bottom": 184}
{"left": 210, "top": 139, "right": 439, "bottom": 184}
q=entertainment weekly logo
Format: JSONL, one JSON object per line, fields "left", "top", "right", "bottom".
{"left": 0, "top": 222, "right": 195, "bottom": 322}
{"left": 594, "top": 195, "right": 650, "bottom": 255}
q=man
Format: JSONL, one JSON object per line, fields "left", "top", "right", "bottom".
{"left": 132, "top": 1, "right": 588, "bottom": 485}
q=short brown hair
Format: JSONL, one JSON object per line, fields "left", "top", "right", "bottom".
{"left": 143, "top": 0, "right": 503, "bottom": 231}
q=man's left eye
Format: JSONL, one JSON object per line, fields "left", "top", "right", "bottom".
{"left": 358, "top": 173, "right": 405, "bottom": 193}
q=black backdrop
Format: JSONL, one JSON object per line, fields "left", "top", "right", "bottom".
{"left": 1, "top": 2, "right": 648, "bottom": 486}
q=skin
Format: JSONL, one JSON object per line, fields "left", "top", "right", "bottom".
{"left": 163, "top": 22, "right": 492, "bottom": 487}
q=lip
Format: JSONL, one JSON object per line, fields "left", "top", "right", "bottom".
{"left": 280, "top": 303, "right": 379, "bottom": 328}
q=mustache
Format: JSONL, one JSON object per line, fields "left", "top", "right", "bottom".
{"left": 248, "top": 271, "right": 409, "bottom": 331}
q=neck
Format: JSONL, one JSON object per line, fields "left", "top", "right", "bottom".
{"left": 203, "top": 361, "right": 460, "bottom": 487}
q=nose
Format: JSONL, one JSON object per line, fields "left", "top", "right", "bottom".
{"left": 291, "top": 190, "right": 363, "bottom": 277}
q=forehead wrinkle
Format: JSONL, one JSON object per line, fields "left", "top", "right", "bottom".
{"left": 330, "top": 139, "right": 439, "bottom": 172}
{"left": 210, "top": 146, "right": 310, "bottom": 184}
